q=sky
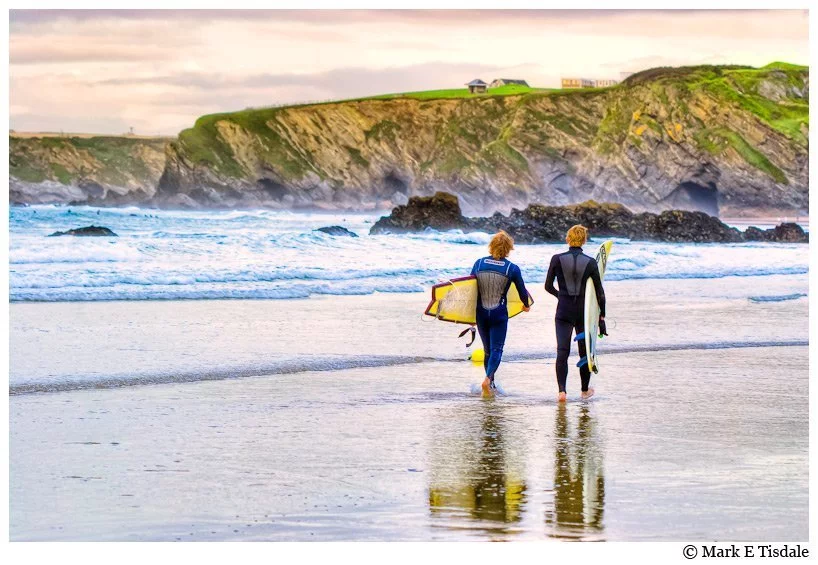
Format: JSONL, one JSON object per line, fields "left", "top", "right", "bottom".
{"left": 9, "top": 9, "right": 809, "bottom": 136}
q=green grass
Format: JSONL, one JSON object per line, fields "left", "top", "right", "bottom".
{"left": 345, "top": 146, "right": 369, "bottom": 168}
{"left": 593, "top": 96, "right": 634, "bottom": 152}
{"left": 364, "top": 120, "right": 400, "bottom": 142}
{"left": 10, "top": 135, "right": 166, "bottom": 185}
{"left": 700, "top": 77, "right": 808, "bottom": 143}
{"left": 482, "top": 140, "right": 529, "bottom": 171}
{"left": 722, "top": 130, "right": 788, "bottom": 184}
{"left": 179, "top": 107, "right": 319, "bottom": 180}
{"left": 50, "top": 163, "right": 72, "bottom": 184}
{"left": 694, "top": 127, "right": 787, "bottom": 183}
{"left": 438, "top": 151, "right": 472, "bottom": 175}
{"left": 368, "top": 84, "right": 547, "bottom": 101}
{"left": 762, "top": 61, "right": 808, "bottom": 71}
{"left": 9, "top": 162, "right": 46, "bottom": 183}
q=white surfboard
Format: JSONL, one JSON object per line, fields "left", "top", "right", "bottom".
{"left": 582, "top": 241, "right": 613, "bottom": 374}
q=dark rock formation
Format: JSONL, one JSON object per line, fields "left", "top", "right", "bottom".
{"left": 370, "top": 192, "right": 804, "bottom": 244}
{"left": 367, "top": 192, "right": 463, "bottom": 233}
{"left": 316, "top": 226, "right": 358, "bottom": 237}
{"left": 639, "top": 210, "right": 743, "bottom": 243}
{"left": 743, "top": 222, "right": 808, "bottom": 243}
{"left": 48, "top": 225, "right": 118, "bottom": 237}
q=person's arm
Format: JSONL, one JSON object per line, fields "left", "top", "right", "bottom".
{"left": 590, "top": 261, "right": 606, "bottom": 318}
{"left": 544, "top": 256, "right": 559, "bottom": 298}
{"left": 470, "top": 259, "right": 480, "bottom": 276}
{"left": 511, "top": 265, "right": 530, "bottom": 309}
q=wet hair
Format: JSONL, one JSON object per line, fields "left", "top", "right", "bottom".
{"left": 488, "top": 231, "right": 514, "bottom": 259}
{"left": 566, "top": 225, "right": 588, "bottom": 247}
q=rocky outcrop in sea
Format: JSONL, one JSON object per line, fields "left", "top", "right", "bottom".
{"left": 369, "top": 192, "right": 808, "bottom": 244}
{"left": 48, "top": 225, "right": 118, "bottom": 237}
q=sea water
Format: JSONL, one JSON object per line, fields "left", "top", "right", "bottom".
{"left": 9, "top": 205, "right": 808, "bottom": 302}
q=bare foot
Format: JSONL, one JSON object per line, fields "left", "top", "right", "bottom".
{"left": 557, "top": 391, "right": 567, "bottom": 403}
{"left": 581, "top": 388, "right": 595, "bottom": 400}
{"left": 482, "top": 377, "right": 494, "bottom": 395}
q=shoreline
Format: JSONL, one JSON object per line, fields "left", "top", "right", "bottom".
{"left": 10, "top": 339, "right": 808, "bottom": 397}
{"left": 10, "top": 274, "right": 809, "bottom": 395}
{"left": 8, "top": 267, "right": 811, "bottom": 305}
{"left": 10, "top": 202, "right": 809, "bottom": 226}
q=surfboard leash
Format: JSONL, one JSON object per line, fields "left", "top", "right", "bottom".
{"left": 458, "top": 326, "right": 476, "bottom": 347}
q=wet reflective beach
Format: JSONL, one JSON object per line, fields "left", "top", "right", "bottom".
{"left": 10, "top": 272, "right": 809, "bottom": 540}
{"left": 10, "top": 342, "right": 807, "bottom": 541}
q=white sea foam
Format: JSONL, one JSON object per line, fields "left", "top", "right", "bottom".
{"left": 9, "top": 206, "right": 809, "bottom": 302}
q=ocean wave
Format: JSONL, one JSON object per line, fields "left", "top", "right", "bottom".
{"left": 605, "top": 266, "right": 808, "bottom": 282}
{"left": 9, "top": 244, "right": 143, "bottom": 265}
{"left": 9, "top": 278, "right": 431, "bottom": 302}
{"left": 610, "top": 256, "right": 653, "bottom": 270}
{"left": 10, "top": 265, "right": 442, "bottom": 289}
{"left": 748, "top": 293, "right": 808, "bottom": 303}
{"left": 400, "top": 229, "right": 493, "bottom": 245}
{"left": 9, "top": 208, "right": 809, "bottom": 303}
{"left": 9, "top": 264, "right": 807, "bottom": 301}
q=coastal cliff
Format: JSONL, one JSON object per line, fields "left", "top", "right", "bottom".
{"left": 10, "top": 135, "right": 168, "bottom": 206}
{"left": 10, "top": 63, "right": 809, "bottom": 216}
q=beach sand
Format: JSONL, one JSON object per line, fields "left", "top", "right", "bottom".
{"left": 9, "top": 275, "right": 809, "bottom": 540}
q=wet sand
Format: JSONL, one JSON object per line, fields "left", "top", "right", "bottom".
{"left": 9, "top": 274, "right": 809, "bottom": 540}
{"left": 10, "top": 347, "right": 808, "bottom": 541}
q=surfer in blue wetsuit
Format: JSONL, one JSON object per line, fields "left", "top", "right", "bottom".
{"left": 545, "top": 225, "right": 606, "bottom": 402}
{"left": 471, "top": 231, "right": 531, "bottom": 394}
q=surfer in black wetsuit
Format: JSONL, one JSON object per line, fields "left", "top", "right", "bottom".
{"left": 471, "top": 231, "right": 531, "bottom": 394}
{"left": 545, "top": 225, "right": 606, "bottom": 402}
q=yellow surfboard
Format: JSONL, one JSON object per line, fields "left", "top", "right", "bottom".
{"left": 424, "top": 275, "right": 533, "bottom": 325}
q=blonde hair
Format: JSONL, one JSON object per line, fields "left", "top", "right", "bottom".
{"left": 488, "top": 231, "right": 514, "bottom": 259}
{"left": 566, "top": 225, "right": 588, "bottom": 247}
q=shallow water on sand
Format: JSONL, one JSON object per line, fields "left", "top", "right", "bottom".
{"left": 10, "top": 343, "right": 808, "bottom": 541}
{"left": 9, "top": 274, "right": 808, "bottom": 393}
{"left": 9, "top": 268, "right": 809, "bottom": 541}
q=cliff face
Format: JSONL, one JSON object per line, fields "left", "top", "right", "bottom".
{"left": 9, "top": 135, "right": 168, "bottom": 206}
{"left": 155, "top": 63, "right": 808, "bottom": 216}
{"left": 10, "top": 64, "right": 809, "bottom": 216}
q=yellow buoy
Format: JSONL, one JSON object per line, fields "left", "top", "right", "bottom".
{"left": 470, "top": 348, "right": 485, "bottom": 363}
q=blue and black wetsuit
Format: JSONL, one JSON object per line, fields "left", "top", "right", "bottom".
{"left": 471, "top": 256, "right": 530, "bottom": 385}
{"left": 545, "top": 246, "right": 606, "bottom": 393}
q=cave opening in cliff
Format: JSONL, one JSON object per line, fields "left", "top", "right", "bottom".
{"left": 665, "top": 181, "right": 719, "bottom": 216}
{"left": 382, "top": 172, "right": 408, "bottom": 197}
{"left": 257, "top": 178, "right": 289, "bottom": 200}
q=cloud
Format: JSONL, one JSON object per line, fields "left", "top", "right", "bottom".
{"left": 97, "top": 62, "right": 504, "bottom": 92}
{"left": 9, "top": 9, "right": 809, "bottom": 135}
{"left": 11, "top": 43, "right": 177, "bottom": 65}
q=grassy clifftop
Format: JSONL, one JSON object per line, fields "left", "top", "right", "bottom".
{"left": 163, "top": 63, "right": 807, "bottom": 215}
{"left": 10, "top": 62, "right": 809, "bottom": 214}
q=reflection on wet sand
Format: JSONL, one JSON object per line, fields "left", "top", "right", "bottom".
{"left": 545, "top": 404, "right": 606, "bottom": 540}
{"left": 428, "top": 401, "right": 527, "bottom": 539}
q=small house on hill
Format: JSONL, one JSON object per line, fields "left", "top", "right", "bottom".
{"left": 466, "top": 79, "right": 488, "bottom": 94}
{"left": 490, "top": 79, "right": 529, "bottom": 88}
{"left": 561, "top": 78, "right": 596, "bottom": 89}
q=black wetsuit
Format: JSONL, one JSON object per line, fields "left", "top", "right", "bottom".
{"left": 544, "top": 246, "right": 606, "bottom": 393}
